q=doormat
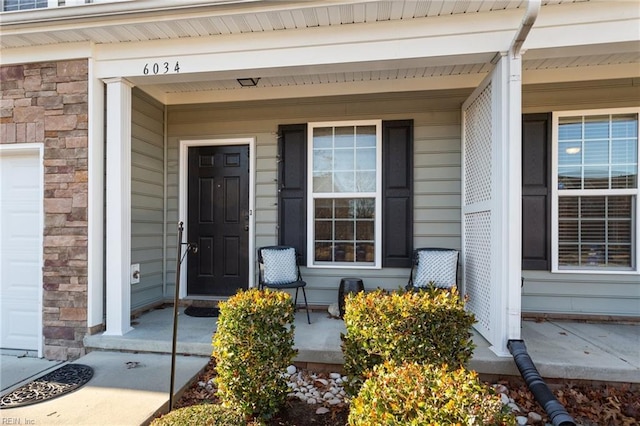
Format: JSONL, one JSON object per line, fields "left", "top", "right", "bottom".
{"left": 184, "top": 306, "right": 220, "bottom": 317}
{"left": 0, "top": 364, "right": 93, "bottom": 409}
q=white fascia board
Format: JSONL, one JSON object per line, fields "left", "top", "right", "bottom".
{"left": 94, "top": 8, "right": 522, "bottom": 61}
{"left": 523, "top": 41, "right": 640, "bottom": 61}
{"left": 523, "top": 63, "right": 640, "bottom": 85}
{"left": 93, "top": 26, "right": 516, "bottom": 80}
{"left": 93, "top": 34, "right": 509, "bottom": 80}
{"left": 525, "top": 1, "right": 640, "bottom": 51}
{"left": 532, "top": 0, "right": 640, "bottom": 29}
{"left": 0, "top": 42, "right": 92, "bottom": 66}
{"left": 526, "top": 19, "right": 640, "bottom": 51}
{"left": 159, "top": 73, "right": 485, "bottom": 105}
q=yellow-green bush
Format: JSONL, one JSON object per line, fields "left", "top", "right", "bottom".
{"left": 341, "top": 288, "right": 475, "bottom": 393}
{"left": 212, "top": 289, "right": 296, "bottom": 420}
{"left": 348, "top": 362, "right": 514, "bottom": 426}
{"left": 150, "top": 404, "right": 246, "bottom": 426}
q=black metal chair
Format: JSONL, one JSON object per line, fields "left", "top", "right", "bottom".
{"left": 257, "top": 245, "right": 311, "bottom": 324}
{"left": 406, "top": 247, "right": 459, "bottom": 291}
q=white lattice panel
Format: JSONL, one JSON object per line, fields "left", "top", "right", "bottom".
{"left": 463, "top": 83, "right": 492, "bottom": 206}
{"left": 463, "top": 211, "right": 492, "bottom": 332}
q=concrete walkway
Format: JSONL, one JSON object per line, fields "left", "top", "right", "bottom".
{"left": 1, "top": 308, "right": 638, "bottom": 425}
{"left": 1, "top": 351, "right": 208, "bottom": 426}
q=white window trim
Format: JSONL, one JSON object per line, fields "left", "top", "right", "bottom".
{"left": 551, "top": 107, "right": 640, "bottom": 274}
{"left": 306, "top": 120, "right": 383, "bottom": 269}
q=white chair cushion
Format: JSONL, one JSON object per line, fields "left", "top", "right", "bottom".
{"left": 262, "top": 247, "right": 298, "bottom": 285}
{"left": 414, "top": 250, "right": 458, "bottom": 289}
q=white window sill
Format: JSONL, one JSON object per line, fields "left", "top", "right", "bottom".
{"left": 552, "top": 268, "right": 639, "bottom": 275}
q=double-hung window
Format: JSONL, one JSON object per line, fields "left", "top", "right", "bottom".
{"left": 307, "top": 121, "right": 382, "bottom": 268}
{"left": 552, "top": 108, "right": 639, "bottom": 272}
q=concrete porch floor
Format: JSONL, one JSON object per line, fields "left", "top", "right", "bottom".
{"left": 84, "top": 306, "right": 640, "bottom": 384}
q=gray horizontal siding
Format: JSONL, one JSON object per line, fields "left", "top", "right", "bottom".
{"left": 161, "top": 80, "right": 639, "bottom": 314}
{"left": 131, "top": 88, "right": 165, "bottom": 311}
{"left": 522, "top": 78, "right": 640, "bottom": 317}
{"left": 522, "top": 271, "right": 639, "bottom": 317}
{"left": 166, "top": 90, "right": 468, "bottom": 304}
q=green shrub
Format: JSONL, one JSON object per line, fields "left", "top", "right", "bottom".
{"left": 348, "top": 362, "right": 514, "bottom": 426}
{"left": 212, "top": 289, "right": 296, "bottom": 420}
{"left": 150, "top": 404, "right": 246, "bottom": 426}
{"left": 341, "top": 288, "right": 475, "bottom": 393}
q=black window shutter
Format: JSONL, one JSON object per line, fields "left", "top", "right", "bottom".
{"left": 522, "top": 113, "right": 551, "bottom": 270}
{"left": 277, "top": 124, "right": 307, "bottom": 263}
{"left": 382, "top": 120, "right": 414, "bottom": 268}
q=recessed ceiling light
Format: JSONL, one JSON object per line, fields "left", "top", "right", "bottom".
{"left": 237, "top": 78, "right": 260, "bottom": 87}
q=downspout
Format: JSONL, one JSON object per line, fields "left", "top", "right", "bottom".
{"left": 507, "top": 3, "right": 575, "bottom": 426}
{"left": 508, "top": 340, "right": 575, "bottom": 426}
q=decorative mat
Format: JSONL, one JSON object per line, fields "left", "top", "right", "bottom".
{"left": 0, "top": 364, "right": 93, "bottom": 409}
{"left": 184, "top": 306, "right": 219, "bottom": 317}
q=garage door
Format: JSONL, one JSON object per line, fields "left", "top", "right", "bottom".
{"left": 0, "top": 147, "right": 42, "bottom": 355}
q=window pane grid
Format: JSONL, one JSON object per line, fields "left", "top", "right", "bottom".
{"left": 313, "top": 125, "right": 377, "bottom": 193}
{"left": 313, "top": 198, "right": 375, "bottom": 264}
{"left": 558, "top": 195, "right": 632, "bottom": 268}
{"left": 558, "top": 114, "right": 638, "bottom": 191}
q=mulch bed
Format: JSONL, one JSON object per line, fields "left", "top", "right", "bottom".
{"left": 170, "top": 358, "right": 639, "bottom": 426}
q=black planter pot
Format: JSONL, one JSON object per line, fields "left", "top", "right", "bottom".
{"left": 338, "top": 277, "right": 365, "bottom": 318}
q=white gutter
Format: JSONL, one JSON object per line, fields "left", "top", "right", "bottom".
{"left": 510, "top": 0, "right": 541, "bottom": 57}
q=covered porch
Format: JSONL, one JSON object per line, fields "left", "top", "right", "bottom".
{"left": 83, "top": 306, "right": 640, "bottom": 384}
{"left": 82, "top": 0, "right": 638, "bottom": 361}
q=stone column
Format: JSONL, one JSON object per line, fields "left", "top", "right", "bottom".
{"left": 103, "top": 78, "right": 134, "bottom": 336}
{"left": 1, "top": 60, "right": 89, "bottom": 360}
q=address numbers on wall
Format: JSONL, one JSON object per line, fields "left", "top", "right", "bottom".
{"left": 143, "top": 61, "right": 180, "bottom": 75}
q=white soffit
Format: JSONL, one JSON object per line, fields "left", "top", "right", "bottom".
{"left": 0, "top": 0, "right": 580, "bottom": 49}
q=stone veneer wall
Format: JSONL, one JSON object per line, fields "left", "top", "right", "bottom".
{"left": 0, "top": 60, "right": 89, "bottom": 360}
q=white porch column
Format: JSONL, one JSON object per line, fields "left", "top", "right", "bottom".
{"left": 103, "top": 77, "right": 134, "bottom": 336}
{"left": 491, "top": 53, "right": 523, "bottom": 355}
{"left": 504, "top": 51, "right": 524, "bottom": 344}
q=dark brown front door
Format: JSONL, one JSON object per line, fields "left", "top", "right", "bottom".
{"left": 187, "top": 145, "right": 249, "bottom": 296}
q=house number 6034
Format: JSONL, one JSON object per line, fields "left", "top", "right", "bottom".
{"left": 143, "top": 61, "right": 180, "bottom": 75}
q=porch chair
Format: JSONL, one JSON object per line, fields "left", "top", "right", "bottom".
{"left": 406, "top": 247, "right": 459, "bottom": 291}
{"left": 257, "top": 245, "right": 311, "bottom": 324}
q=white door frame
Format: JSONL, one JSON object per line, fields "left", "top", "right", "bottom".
{"left": 0, "top": 143, "right": 44, "bottom": 357}
{"left": 178, "top": 138, "right": 256, "bottom": 298}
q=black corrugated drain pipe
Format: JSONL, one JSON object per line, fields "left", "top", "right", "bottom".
{"left": 507, "top": 339, "right": 576, "bottom": 426}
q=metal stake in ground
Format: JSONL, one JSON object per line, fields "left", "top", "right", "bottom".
{"left": 169, "top": 221, "right": 197, "bottom": 411}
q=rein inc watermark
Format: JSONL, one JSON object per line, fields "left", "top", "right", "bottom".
{"left": 1, "top": 418, "right": 35, "bottom": 425}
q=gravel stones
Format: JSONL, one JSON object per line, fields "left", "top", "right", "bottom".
{"left": 283, "top": 365, "right": 348, "bottom": 410}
